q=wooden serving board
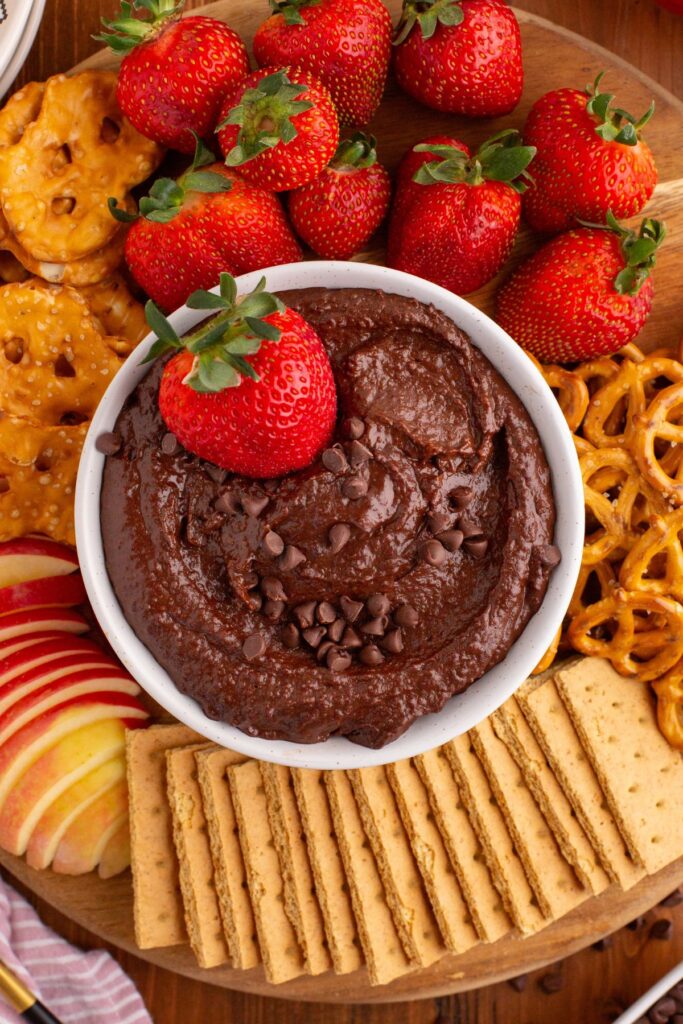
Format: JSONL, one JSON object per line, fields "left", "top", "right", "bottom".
{"left": 2, "top": 1, "right": 683, "bottom": 1004}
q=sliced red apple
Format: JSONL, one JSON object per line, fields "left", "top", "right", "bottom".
{"left": 0, "top": 631, "right": 73, "bottom": 660}
{"left": 0, "top": 607, "right": 88, "bottom": 644}
{"left": 25, "top": 757, "right": 125, "bottom": 869}
{"left": 52, "top": 781, "right": 129, "bottom": 875}
{"left": 1, "top": 636, "right": 109, "bottom": 687}
{"left": 0, "top": 573, "right": 86, "bottom": 616}
{"left": 98, "top": 818, "right": 130, "bottom": 879}
{"left": 0, "top": 718, "right": 127, "bottom": 855}
{"left": 0, "top": 654, "right": 124, "bottom": 715}
{"left": 0, "top": 538, "right": 78, "bottom": 589}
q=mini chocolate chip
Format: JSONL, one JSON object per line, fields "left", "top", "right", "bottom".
{"left": 592, "top": 936, "right": 612, "bottom": 951}
{"left": 281, "top": 623, "right": 300, "bottom": 649}
{"left": 242, "top": 493, "right": 269, "bottom": 517}
{"left": 341, "top": 626, "right": 362, "bottom": 649}
{"left": 650, "top": 998, "right": 678, "bottom": 1024}
{"left": 366, "top": 593, "right": 390, "bottom": 617}
{"left": 439, "top": 529, "right": 464, "bottom": 552}
{"left": 242, "top": 634, "right": 266, "bottom": 660}
{"left": 539, "top": 971, "right": 564, "bottom": 994}
{"left": 539, "top": 543, "right": 562, "bottom": 568}
{"left": 250, "top": 592, "right": 263, "bottom": 611}
{"left": 420, "top": 539, "right": 448, "bottom": 567}
{"left": 382, "top": 628, "right": 403, "bottom": 654}
{"left": 342, "top": 475, "right": 368, "bottom": 500}
{"left": 671, "top": 1014, "right": 683, "bottom": 1024}
{"left": 263, "top": 531, "right": 285, "bottom": 557}
{"left": 264, "top": 599, "right": 285, "bottom": 622}
{"left": 451, "top": 485, "right": 473, "bottom": 509}
{"left": 345, "top": 416, "right": 365, "bottom": 440}
{"left": 394, "top": 604, "right": 419, "bottom": 627}
{"left": 215, "top": 490, "right": 240, "bottom": 514}
{"left": 317, "top": 601, "right": 337, "bottom": 624}
{"left": 327, "top": 648, "right": 352, "bottom": 673}
{"left": 660, "top": 889, "right": 683, "bottom": 908}
{"left": 328, "top": 618, "right": 345, "bottom": 643}
{"left": 458, "top": 517, "right": 480, "bottom": 538}
{"left": 328, "top": 523, "right": 351, "bottom": 553}
{"left": 359, "top": 644, "right": 384, "bottom": 666}
{"left": 206, "top": 464, "right": 227, "bottom": 484}
{"left": 95, "top": 431, "right": 121, "bottom": 456}
{"left": 340, "top": 596, "right": 364, "bottom": 623}
{"left": 293, "top": 601, "right": 317, "bottom": 629}
{"left": 322, "top": 445, "right": 348, "bottom": 473}
{"left": 508, "top": 975, "right": 528, "bottom": 993}
{"left": 626, "top": 916, "right": 646, "bottom": 931}
{"left": 244, "top": 571, "right": 259, "bottom": 590}
{"left": 348, "top": 440, "right": 372, "bottom": 467}
{"left": 428, "top": 512, "right": 452, "bottom": 535}
{"left": 464, "top": 537, "right": 488, "bottom": 558}
{"left": 650, "top": 918, "right": 674, "bottom": 941}
{"left": 317, "top": 640, "right": 335, "bottom": 663}
{"left": 302, "top": 626, "right": 326, "bottom": 648}
{"left": 261, "top": 576, "right": 286, "bottom": 602}
{"left": 161, "top": 431, "right": 180, "bottom": 455}
{"left": 278, "top": 545, "right": 307, "bottom": 571}
{"left": 361, "top": 616, "right": 387, "bottom": 637}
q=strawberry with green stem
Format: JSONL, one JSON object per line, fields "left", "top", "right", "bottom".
{"left": 146, "top": 273, "right": 337, "bottom": 476}
{"left": 496, "top": 212, "right": 666, "bottom": 362}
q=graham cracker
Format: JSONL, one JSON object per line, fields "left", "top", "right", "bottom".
{"left": 348, "top": 766, "right": 446, "bottom": 967}
{"left": 291, "top": 768, "right": 363, "bottom": 976}
{"left": 470, "top": 719, "right": 588, "bottom": 919}
{"left": 386, "top": 758, "right": 479, "bottom": 955}
{"left": 227, "top": 760, "right": 305, "bottom": 984}
{"left": 414, "top": 747, "right": 511, "bottom": 943}
{"left": 166, "top": 744, "right": 230, "bottom": 969}
{"left": 492, "top": 699, "right": 610, "bottom": 895}
{"left": 126, "top": 723, "right": 201, "bottom": 949}
{"left": 517, "top": 671, "right": 645, "bottom": 889}
{"left": 445, "top": 736, "right": 546, "bottom": 935}
{"left": 194, "top": 746, "right": 259, "bottom": 970}
{"left": 555, "top": 658, "right": 683, "bottom": 874}
{"left": 325, "top": 770, "right": 413, "bottom": 985}
{"left": 260, "top": 763, "right": 331, "bottom": 976}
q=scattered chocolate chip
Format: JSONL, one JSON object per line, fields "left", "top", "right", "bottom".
{"left": 539, "top": 543, "right": 562, "bottom": 568}
{"left": 627, "top": 916, "right": 646, "bottom": 931}
{"left": 302, "top": 626, "right": 326, "bottom": 648}
{"left": 458, "top": 517, "right": 480, "bottom": 537}
{"left": 328, "top": 618, "right": 345, "bottom": 643}
{"left": 250, "top": 592, "right": 263, "bottom": 611}
{"left": 281, "top": 623, "right": 300, "bottom": 649}
{"left": 341, "top": 626, "right": 362, "bottom": 649}
{"left": 650, "top": 918, "right": 674, "bottom": 942}
{"left": 464, "top": 537, "right": 488, "bottom": 558}
{"left": 420, "top": 539, "right": 448, "bottom": 567}
{"left": 328, "top": 522, "right": 352, "bottom": 553}
{"left": 361, "top": 616, "right": 388, "bottom": 637}
{"left": 316, "top": 601, "right": 337, "bottom": 625}
{"left": 428, "top": 512, "right": 452, "bottom": 535}
{"left": 394, "top": 604, "right": 419, "bottom": 627}
{"left": 261, "top": 576, "right": 286, "bottom": 602}
{"left": 508, "top": 974, "right": 528, "bottom": 993}
{"left": 342, "top": 475, "right": 368, "bottom": 500}
{"left": 243, "top": 571, "right": 259, "bottom": 590}
{"left": 592, "top": 936, "right": 613, "bottom": 951}
{"left": 539, "top": 971, "right": 564, "bottom": 994}
{"left": 263, "top": 599, "right": 285, "bottom": 622}
{"left": 649, "top": 998, "right": 678, "bottom": 1024}
{"left": 439, "top": 529, "right": 464, "bottom": 552}
{"left": 317, "top": 640, "right": 335, "bottom": 663}
{"left": 366, "top": 593, "right": 390, "bottom": 617}
{"left": 205, "top": 464, "right": 227, "bottom": 484}
{"left": 451, "top": 485, "right": 473, "bottom": 509}
{"left": 382, "top": 628, "right": 403, "bottom": 654}
{"left": 327, "top": 648, "right": 352, "bottom": 673}
{"left": 242, "top": 493, "right": 269, "bottom": 517}
{"left": 161, "top": 431, "right": 180, "bottom": 456}
{"left": 359, "top": 644, "right": 384, "bottom": 666}
{"left": 263, "top": 530, "right": 285, "bottom": 557}
{"left": 340, "top": 596, "right": 363, "bottom": 623}
{"left": 293, "top": 601, "right": 317, "bottom": 629}
{"left": 322, "top": 445, "right": 348, "bottom": 473}
{"left": 242, "top": 634, "right": 266, "bottom": 660}
{"left": 348, "top": 440, "right": 372, "bottom": 467}
{"left": 215, "top": 490, "right": 240, "bottom": 514}
{"left": 660, "top": 889, "right": 683, "bottom": 908}
{"left": 95, "top": 431, "right": 121, "bottom": 456}
{"left": 278, "top": 545, "right": 307, "bottom": 571}
{"left": 344, "top": 416, "right": 365, "bottom": 440}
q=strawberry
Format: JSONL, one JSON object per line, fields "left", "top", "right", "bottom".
{"left": 252, "top": 0, "right": 392, "bottom": 129}
{"left": 287, "top": 133, "right": 391, "bottom": 259}
{"left": 387, "top": 131, "right": 535, "bottom": 295}
{"left": 522, "top": 73, "right": 658, "bottom": 234}
{"left": 495, "top": 213, "right": 666, "bottom": 362}
{"left": 109, "top": 138, "right": 302, "bottom": 313}
{"left": 98, "top": 1, "right": 249, "bottom": 155}
{"left": 216, "top": 67, "right": 339, "bottom": 191}
{"left": 393, "top": 0, "right": 523, "bottom": 117}
{"left": 146, "top": 274, "right": 337, "bottom": 477}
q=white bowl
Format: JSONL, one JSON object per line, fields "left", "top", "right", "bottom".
{"left": 0, "top": 0, "right": 47, "bottom": 101}
{"left": 76, "top": 261, "right": 583, "bottom": 770}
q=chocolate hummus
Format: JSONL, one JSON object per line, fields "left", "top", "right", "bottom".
{"left": 101, "top": 288, "right": 557, "bottom": 748}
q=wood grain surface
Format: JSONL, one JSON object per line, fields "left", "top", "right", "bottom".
{"left": 5, "top": 1, "right": 683, "bottom": 1021}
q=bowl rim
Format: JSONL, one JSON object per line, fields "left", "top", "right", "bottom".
{"left": 75, "top": 260, "right": 584, "bottom": 770}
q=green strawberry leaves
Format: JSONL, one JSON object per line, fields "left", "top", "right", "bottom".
{"left": 142, "top": 273, "right": 286, "bottom": 393}
{"left": 95, "top": 0, "right": 183, "bottom": 53}
{"left": 394, "top": 0, "right": 464, "bottom": 46}
{"left": 332, "top": 133, "right": 379, "bottom": 171}
{"left": 579, "top": 209, "right": 667, "bottom": 295}
{"left": 218, "top": 71, "right": 314, "bottom": 165}
{"left": 586, "top": 71, "right": 655, "bottom": 146}
{"left": 268, "top": 0, "right": 322, "bottom": 26}
{"left": 413, "top": 130, "right": 536, "bottom": 193}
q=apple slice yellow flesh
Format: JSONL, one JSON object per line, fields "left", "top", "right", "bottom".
{"left": 52, "top": 781, "right": 129, "bottom": 875}
{"left": 0, "top": 538, "right": 78, "bottom": 588}
{"left": 98, "top": 819, "right": 130, "bottom": 879}
{"left": 0, "top": 631, "right": 73, "bottom": 660}
{"left": 0, "top": 608, "right": 88, "bottom": 644}
{"left": 0, "top": 636, "right": 110, "bottom": 686}
{"left": 0, "top": 572, "right": 86, "bottom": 614}
{"left": 0, "top": 656, "right": 121, "bottom": 714}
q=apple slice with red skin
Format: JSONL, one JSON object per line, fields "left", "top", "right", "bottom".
{"left": 0, "top": 573, "right": 86, "bottom": 616}
{"left": 0, "top": 654, "right": 124, "bottom": 714}
{"left": 0, "top": 538, "right": 78, "bottom": 589}
{"left": 52, "top": 780, "right": 129, "bottom": 875}
{"left": 25, "top": 757, "right": 125, "bottom": 869}
{"left": 98, "top": 818, "right": 130, "bottom": 879}
{"left": 0, "top": 607, "right": 88, "bottom": 644}
{"left": 0, "top": 718, "right": 129, "bottom": 855}
{"left": 0, "top": 636, "right": 108, "bottom": 687}
{"left": 0, "top": 631, "right": 76, "bottom": 660}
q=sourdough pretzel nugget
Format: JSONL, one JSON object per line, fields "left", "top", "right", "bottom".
{"left": 0, "top": 72, "right": 163, "bottom": 263}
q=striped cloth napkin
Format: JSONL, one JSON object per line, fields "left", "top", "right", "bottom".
{"left": 0, "top": 875, "right": 151, "bottom": 1024}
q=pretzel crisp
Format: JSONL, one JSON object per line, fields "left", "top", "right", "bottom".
{"left": 633, "top": 380, "right": 683, "bottom": 505}
{"left": 82, "top": 274, "right": 148, "bottom": 354}
{"left": 0, "top": 72, "right": 162, "bottom": 263}
{"left": 0, "top": 82, "right": 45, "bottom": 147}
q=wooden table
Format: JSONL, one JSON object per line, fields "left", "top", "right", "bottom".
{"left": 7, "top": 1, "right": 683, "bottom": 1020}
